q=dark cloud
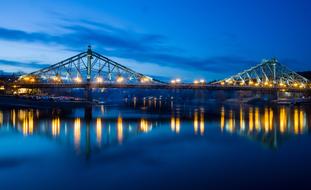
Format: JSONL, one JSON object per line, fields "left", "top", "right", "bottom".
{"left": 0, "top": 59, "right": 50, "bottom": 69}
{"left": 0, "top": 21, "right": 257, "bottom": 75}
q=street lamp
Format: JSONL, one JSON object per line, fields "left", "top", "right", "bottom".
{"left": 116, "top": 76, "right": 124, "bottom": 83}
{"left": 75, "top": 76, "right": 82, "bottom": 83}
{"left": 96, "top": 77, "right": 103, "bottom": 83}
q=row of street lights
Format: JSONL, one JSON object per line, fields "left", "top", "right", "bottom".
{"left": 22, "top": 76, "right": 206, "bottom": 85}
{"left": 221, "top": 79, "right": 308, "bottom": 88}
{"left": 171, "top": 78, "right": 206, "bottom": 85}
{"left": 20, "top": 75, "right": 309, "bottom": 89}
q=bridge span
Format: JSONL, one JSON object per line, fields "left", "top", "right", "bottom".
{"left": 9, "top": 82, "right": 311, "bottom": 93}
{"left": 1, "top": 46, "right": 310, "bottom": 97}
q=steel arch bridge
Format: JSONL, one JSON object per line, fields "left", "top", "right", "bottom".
{"left": 213, "top": 58, "right": 309, "bottom": 89}
{"left": 17, "top": 46, "right": 165, "bottom": 86}
{"left": 9, "top": 47, "right": 310, "bottom": 93}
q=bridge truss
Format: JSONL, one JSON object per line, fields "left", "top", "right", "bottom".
{"left": 17, "top": 46, "right": 164, "bottom": 86}
{"left": 10, "top": 50, "right": 310, "bottom": 93}
{"left": 213, "top": 58, "right": 309, "bottom": 88}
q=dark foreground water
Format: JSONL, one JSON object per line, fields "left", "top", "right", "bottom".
{"left": 0, "top": 99, "right": 310, "bottom": 190}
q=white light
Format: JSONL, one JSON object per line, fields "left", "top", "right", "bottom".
{"left": 96, "top": 77, "right": 103, "bottom": 83}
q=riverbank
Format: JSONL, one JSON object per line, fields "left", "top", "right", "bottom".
{"left": 0, "top": 95, "right": 93, "bottom": 108}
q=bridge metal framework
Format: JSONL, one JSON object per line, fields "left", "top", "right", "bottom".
{"left": 8, "top": 47, "right": 310, "bottom": 93}
{"left": 18, "top": 46, "right": 164, "bottom": 86}
{"left": 213, "top": 58, "right": 309, "bottom": 89}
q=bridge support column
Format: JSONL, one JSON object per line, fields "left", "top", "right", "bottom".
{"left": 85, "top": 45, "right": 93, "bottom": 102}
{"left": 84, "top": 84, "right": 92, "bottom": 102}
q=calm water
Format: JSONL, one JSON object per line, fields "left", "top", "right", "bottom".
{"left": 0, "top": 99, "right": 310, "bottom": 190}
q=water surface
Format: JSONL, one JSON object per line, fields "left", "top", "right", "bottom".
{"left": 0, "top": 99, "right": 310, "bottom": 189}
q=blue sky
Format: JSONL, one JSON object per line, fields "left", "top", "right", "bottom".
{"left": 0, "top": 0, "right": 310, "bottom": 81}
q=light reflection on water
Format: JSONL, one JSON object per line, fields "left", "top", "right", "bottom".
{"left": 0, "top": 103, "right": 310, "bottom": 155}
{"left": 220, "top": 106, "right": 309, "bottom": 135}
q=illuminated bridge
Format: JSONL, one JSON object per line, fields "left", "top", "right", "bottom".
{"left": 5, "top": 46, "right": 311, "bottom": 93}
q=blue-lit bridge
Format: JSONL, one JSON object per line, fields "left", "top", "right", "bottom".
{"left": 3, "top": 46, "right": 311, "bottom": 94}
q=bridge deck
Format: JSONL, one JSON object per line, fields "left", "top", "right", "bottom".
{"left": 8, "top": 83, "right": 311, "bottom": 93}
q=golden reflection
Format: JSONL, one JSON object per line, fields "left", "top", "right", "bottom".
{"left": 171, "top": 115, "right": 180, "bottom": 133}
{"left": 29, "top": 112, "right": 33, "bottom": 135}
{"left": 240, "top": 106, "right": 245, "bottom": 131}
{"left": 227, "top": 110, "right": 234, "bottom": 133}
{"left": 171, "top": 115, "right": 175, "bottom": 132}
{"left": 299, "top": 109, "right": 306, "bottom": 133}
{"left": 22, "top": 110, "right": 34, "bottom": 136}
{"left": 194, "top": 110, "right": 198, "bottom": 134}
{"left": 220, "top": 106, "right": 308, "bottom": 136}
{"left": 255, "top": 107, "right": 260, "bottom": 131}
{"left": 18, "top": 110, "right": 26, "bottom": 121}
{"left": 200, "top": 109, "right": 204, "bottom": 136}
{"left": 220, "top": 106, "right": 225, "bottom": 131}
{"left": 279, "top": 107, "right": 287, "bottom": 133}
{"left": 74, "top": 118, "right": 81, "bottom": 149}
{"left": 140, "top": 118, "right": 151, "bottom": 133}
{"left": 294, "top": 108, "right": 299, "bottom": 134}
{"left": 117, "top": 116, "right": 123, "bottom": 144}
{"left": 269, "top": 108, "right": 273, "bottom": 131}
{"left": 11, "top": 109, "right": 16, "bottom": 127}
{"left": 22, "top": 117, "right": 28, "bottom": 135}
{"left": 249, "top": 107, "right": 254, "bottom": 132}
{"left": 96, "top": 118, "right": 102, "bottom": 145}
{"left": 52, "top": 117, "right": 60, "bottom": 137}
{"left": 264, "top": 108, "right": 269, "bottom": 132}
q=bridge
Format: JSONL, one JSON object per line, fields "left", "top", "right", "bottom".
{"left": 2, "top": 46, "right": 310, "bottom": 95}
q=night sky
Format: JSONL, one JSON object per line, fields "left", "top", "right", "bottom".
{"left": 0, "top": 0, "right": 310, "bottom": 81}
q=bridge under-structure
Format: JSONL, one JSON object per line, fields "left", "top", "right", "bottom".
{"left": 4, "top": 46, "right": 311, "bottom": 100}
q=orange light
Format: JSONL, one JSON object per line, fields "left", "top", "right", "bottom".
{"left": 140, "top": 77, "right": 151, "bottom": 83}
{"left": 53, "top": 76, "right": 61, "bottom": 82}
{"left": 116, "top": 76, "right": 124, "bottom": 83}
{"left": 75, "top": 77, "right": 82, "bottom": 83}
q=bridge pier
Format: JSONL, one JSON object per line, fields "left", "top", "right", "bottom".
{"left": 84, "top": 105, "right": 92, "bottom": 120}
{"left": 84, "top": 84, "right": 92, "bottom": 102}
